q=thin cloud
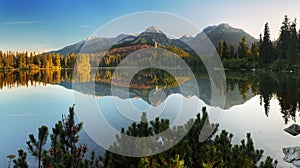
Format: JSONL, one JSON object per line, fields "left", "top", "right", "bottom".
{"left": 77, "top": 25, "right": 97, "bottom": 29}
{"left": 8, "top": 113, "right": 40, "bottom": 117}
{"left": 3, "top": 21, "right": 49, "bottom": 25}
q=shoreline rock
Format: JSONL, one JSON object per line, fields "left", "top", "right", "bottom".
{"left": 284, "top": 124, "right": 300, "bottom": 136}
{"left": 283, "top": 146, "right": 300, "bottom": 167}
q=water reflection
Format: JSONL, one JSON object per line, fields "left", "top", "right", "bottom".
{"left": 1, "top": 69, "right": 300, "bottom": 167}
{"left": 0, "top": 70, "right": 299, "bottom": 124}
{"left": 226, "top": 71, "right": 300, "bottom": 124}
{"left": 0, "top": 70, "right": 72, "bottom": 89}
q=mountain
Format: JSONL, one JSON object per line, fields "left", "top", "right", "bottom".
{"left": 118, "top": 26, "right": 171, "bottom": 46}
{"left": 53, "top": 34, "right": 128, "bottom": 55}
{"left": 110, "top": 26, "right": 194, "bottom": 55}
{"left": 180, "top": 34, "right": 193, "bottom": 42}
{"left": 51, "top": 24, "right": 256, "bottom": 55}
{"left": 53, "top": 41, "right": 85, "bottom": 55}
{"left": 145, "top": 26, "right": 163, "bottom": 33}
{"left": 201, "top": 23, "right": 256, "bottom": 48}
{"left": 116, "top": 34, "right": 138, "bottom": 44}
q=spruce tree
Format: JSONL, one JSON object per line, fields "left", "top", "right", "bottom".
{"left": 260, "top": 22, "right": 273, "bottom": 67}
{"left": 278, "top": 15, "right": 290, "bottom": 60}
{"left": 287, "top": 19, "right": 297, "bottom": 69}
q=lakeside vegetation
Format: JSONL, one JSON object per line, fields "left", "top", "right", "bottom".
{"left": 0, "top": 51, "right": 95, "bottom": 71}
{"left": 9, "top": 106, "right": 277, "bottom": 168}
{"left": 219, "top": 15, "right": 300, "bottom": 71}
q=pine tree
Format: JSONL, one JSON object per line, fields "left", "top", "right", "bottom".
{"left": 222, "top": 41, "right": 229, "bottom": 59}
{"left": 26, "top": 125, "right": 49, "bottom": 168}
{"left": 278, "top": 15, "right": 290, "bottom": 60}
{"left": 259, "top": 34, "right": 263, "bottom": 45}
{"left": 54, "top": 53, "right": 61, "bottom": 68}
{"left": 13, "top": 149, "right": 28, "bottom": 168}
{"left": 237, "top": 37, "right": 250, "bottom": 58}
{"left": 12, "top": 104, "right": 277, "bottom": 168}
{"left": 218, "top": 40, "right": 223, "bottom": 58}
{"left": 5, "top": 52, "right": 15, "bottom": 69}
{"left": 297, "top": 29, "right": 300, "bottom": 65}
{"left": 260, "top": 22, "right": 273, "bottom": 66}
{"left": 229, "top": 44, "right": 235, "bottom": 59}
{"left": 259, "top": 156, "right": 278, "bottom": 168}
{"left": 42, "top": 53, "right": 48, "bottom": 68}
{"left": 48, "top": 53, "right": 54, "bottom": 68}
{"left": 251, "top": 42, "right": 259, "bottom": 59}
{"left": 48, "top": 105, "right": 86, "bottom": 167}
{"left": 287, "top": 19, "right": 297, "bottom": 69}
{"left": 18, "top": 52, "right": 27, "bottom": 69}
{"left": 0, "top": 50, "right": 4, "bottom": 68}
{"left": 27, "top": 52, "right": 34, "bottom": 68}
{"left": 298, "top": 29, "right": 300, "bottom": 53}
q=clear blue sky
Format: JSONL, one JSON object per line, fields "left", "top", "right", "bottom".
{"left": 1, "top": 0, "right": 300, "bottom": 52}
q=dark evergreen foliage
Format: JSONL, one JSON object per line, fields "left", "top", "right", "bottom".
{"left": 11, "top": 105, "right": 277, "bottom": 168}
{"left": 13, "top": 150, "right": 29, "bottom": 168}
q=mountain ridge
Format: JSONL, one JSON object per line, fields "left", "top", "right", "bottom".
{"left": 52, "top": 23, "right": 257, "bottom": 55}
{"left": 145, "top": 26, "right": 163, "bottom": 33}
{"left": 201, "top": 23, "right": 256, "bottom": 48}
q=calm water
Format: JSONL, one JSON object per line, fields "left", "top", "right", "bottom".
{"left": 0, "top": 70, "right": 299, "bottom": 167}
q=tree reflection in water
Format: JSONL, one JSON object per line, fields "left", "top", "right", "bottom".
{"left": 0, "top": 69, "right": 299, "bottom": 124}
